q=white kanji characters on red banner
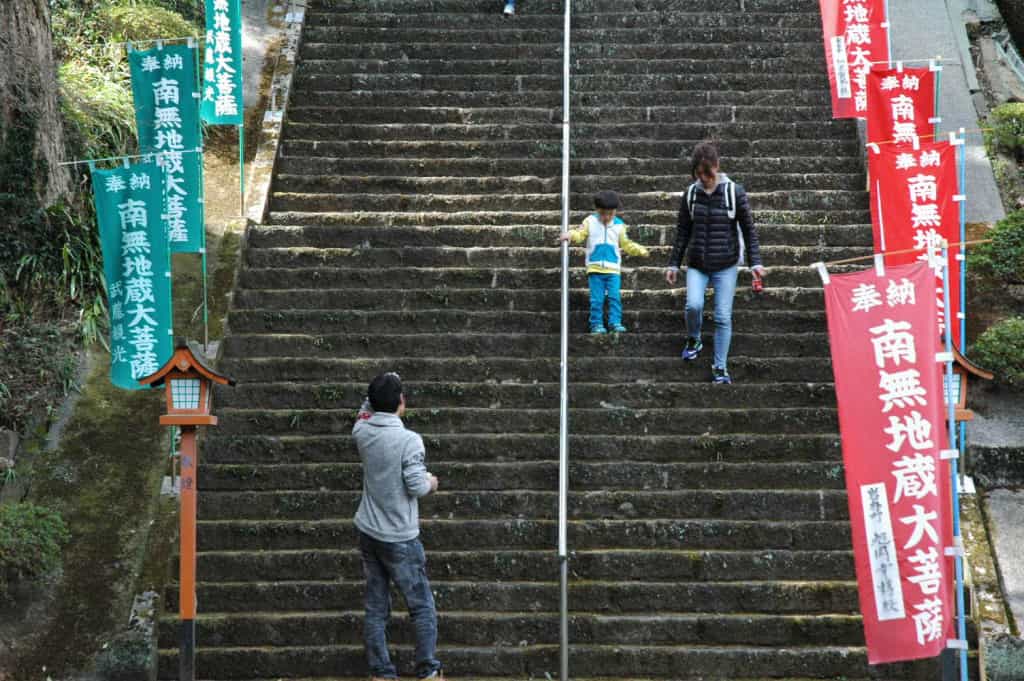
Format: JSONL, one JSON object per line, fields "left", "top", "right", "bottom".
{"left": 891, "top": 452, "right": 938, "bottom": 501}
{"left": 884, "top": 411, "right": 935, "bottom": 453}
{"left": 852, "top": 283, "right": 883, "bottom": 312}
{"left": 870, "top": 319, "right": 917, "bottom": 367}
{"left": 878, "top": 369, "right": 928, "bottom": 412}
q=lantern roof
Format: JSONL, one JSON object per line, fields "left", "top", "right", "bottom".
{"left": 138, "top": 338, "right": 236, "bottom": 388}
{"left": 953, "top": 347, "right": 994, "bottom": 381}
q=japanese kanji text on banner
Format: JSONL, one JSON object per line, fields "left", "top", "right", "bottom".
{"left": 866, "top": 66, "right": 937, "bottom": 144}
{"left": 818, "top": 0, "right": 891, "bottom": 119}
{"left": 202, "top": 0, "right": 243, "bottom": 125}
{"left": 129, "top": 44, "right": 205, "bottom": 253}
{"left": 91, "top": 163, "right": 174, "bottom": 391}
{"left": 868, "top": 140, "right": 964, "bottom": 347}
{"left": 823, "top": 261, "right": 953, "bottom": 665}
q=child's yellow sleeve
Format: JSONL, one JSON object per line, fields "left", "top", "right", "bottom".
{"left": 619, "top": 226, "right": 649, "bottom": 257}
{"left": 567, "top": 221, "right": 589, "bottom": 245}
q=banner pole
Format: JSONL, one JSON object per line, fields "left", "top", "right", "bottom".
{"left": 941, "top": 245, "right": 969, "bottom": 681}
{"left": 934, "top": 62, "right": 942, "bottom": 142}
{"left": 958, "top": 130, "right": 967, "bottom": 348}
{"left": 191, "top": 38, "right": 210, "bottom": 353}
{"left": 239, "top": 124, "right": 245, "bottom": 217}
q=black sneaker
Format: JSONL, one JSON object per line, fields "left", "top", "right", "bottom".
{"left": 712, "top": 367, "right": 732, "bottom": 384}
{"left": 681, "top": 337, "right": 703, "bottom": 361}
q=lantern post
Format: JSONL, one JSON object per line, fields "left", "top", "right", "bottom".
{"left": 140, "top": 339, "right": 234, "bottom": 681}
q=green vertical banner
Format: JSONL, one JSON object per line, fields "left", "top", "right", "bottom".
{"left": 129, "top": 44, "right": 205, "bottom": 253}
{"left": 91, "top": 163, "right": 174, "bottom": 390}
{"left": 201, "top": 0, "right": 243, "bottom": 125}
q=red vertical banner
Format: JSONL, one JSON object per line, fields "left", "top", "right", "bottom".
{"left": 819, "top": 0, "right": 891, "bottom": 119}
{"left": 823, "top": 262, "right": 954, "bottom": 665}
{"left": 866, "top": 66, "right": 938, "bottom": 144}
{"left": 868, "top": 140, "right": 964, "bottom": 347}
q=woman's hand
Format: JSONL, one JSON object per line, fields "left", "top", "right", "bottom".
{"left": 665, "top": 268, "right": 678, "bottom": 285}
{"left": 555, "top": 233, "right": 572, "bottom": 245}
{"left": 752, "top": 265, "right": 767, "bottom": 279}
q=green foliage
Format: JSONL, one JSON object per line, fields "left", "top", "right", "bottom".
{"left": 59, "top": 60, "right": 136, "bottom": 162}
{"left": 985, "top": 103, "right": 1024, "bottom": 161}
{"left": 97, "top": 2, "right": 198, "bottom": 43}
{"left": 968, "top": 210, "right": 1024, "bottom": 286}
{"left": 0, "top": 503, "right": 70, "bottom": 600}
{"left": 973, "top": 317, "right": 1024, "bottom": 389}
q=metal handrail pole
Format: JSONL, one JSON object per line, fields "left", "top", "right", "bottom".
{"left": 558, "top": 0, "right": 572, "bottom": 680}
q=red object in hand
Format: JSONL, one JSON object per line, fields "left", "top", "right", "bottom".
{"left": 752, "top": 272, "right": 764, "bottom": 293}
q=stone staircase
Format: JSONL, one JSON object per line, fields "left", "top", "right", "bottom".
{"left": 158, "top": 0, "right": 952, "bottom": 679}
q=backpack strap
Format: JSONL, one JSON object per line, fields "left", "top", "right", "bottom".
{"left": 724, "top": 180, "right": 736, "bottom": 221}
{"left": 686, "top": 182, "right": 698, "bottom": 219}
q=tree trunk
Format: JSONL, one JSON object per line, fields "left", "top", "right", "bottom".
{"left": 0, "top": 0, "right": 71, "bottom": 206}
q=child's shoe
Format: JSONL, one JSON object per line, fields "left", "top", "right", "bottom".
{"left": 590, "top": 325, "right": 608, "bottom": 334}
{"left": 610, "top": 324, "right": 627, "bottom": 333}
{"left": 503, "top": 0, "right": 515, "bottom": 15}
{"left": 681, "top": 337, "right": 703, "bottom": 360}
{"left": 712, "top": 367, "right": 732, "bottom": 384}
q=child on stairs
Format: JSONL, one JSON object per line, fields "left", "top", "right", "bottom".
{"left": 558, "top": 190, "right": 650, "bottom": 334}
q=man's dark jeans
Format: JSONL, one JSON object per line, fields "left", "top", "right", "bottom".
{"left": 359, "top": 530, "right": 443, "bottom": 679}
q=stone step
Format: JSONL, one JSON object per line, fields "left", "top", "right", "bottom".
{"left": 289, "top": 88, "right": 838, "bottom": 110}
{"left": 166, "top": 577, "right": 858, "bottom": 615}
{"left": 296, "top": 56, "right": 825, "bottom": 76}
{"left": 181, "top": 548, "right": 854, "bottom": 583}
{"left": 211, "top": 406, "right": 838, "bottom": 437}
{"left": 276, "top": 153, "right": 861, "bottom": 175}
{"left": 191, "top": 518, "right": 851, "bottom": 552}
{"left": 268, "top": 192, "right": 867, "bottom": 215}
{"left": 235, "top": 265, "right": 847, "bottom": 292}
{"left": 217, "top": 356, "right": 835, "bottom": 384}
{"left": 215, "top": 380, "right": 836, "bottom": 410}
{"left": 222, "top": 332, "right": 831, "bottom": 360}
{"left": 271, "top": 172, "right": 864, "bottom": 194}
{"left": 227, "top": 307, "right": 825, "bottom": 335}
{"left": 280, "top": 136, "right": 857, "bottom": 160}
{"left": 198, "top": 487, "right": 848, "bottom": 521}
{"left": 200, "top": 433, "right": 842, "bottom": 465}
{"left": 156, "top": 611, "right": 863, "bottom": 650}
{"left": 241, "top": 248, "right": 862, "bottom": 272}
{"left": 307, "top": 0, "right": 824, "bottom": 14}
{"left": 245, "top": 224, "right": 870, "bottom": 249}
{"left": 305, "top": 11, "right": 823, "bottom": 30}
{"left": 300, "top": 40, "right": 823, "bottom": 61}
{"left": 298, "top": 28, "right": 827, "bottom": 49}
{"left": 198, "top": 460, "right": 845, "bottom": 493}
{"left": 157, "top": 642, "right": 942, "bottom": 681}
{"left": 231, "top": 285, "right": 830, "bottom": 313}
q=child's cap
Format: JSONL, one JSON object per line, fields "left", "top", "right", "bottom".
{"left": 593, "top": 190, "right": 620, "bottom": 210}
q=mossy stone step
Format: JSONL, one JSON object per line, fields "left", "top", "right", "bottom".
{"left": 305, "top": 11, "right": 823, "bottom": 31}
{"left": 192, "top": 518, "right": 853, "bottom": 552}
{"left": 216, "top": 379, "right": 837, "bottom": 410}
{"left": 277, "top": 153, "right": 861, "bottom": 175}
{"left": 245, "top": 223, "right": 869, "bottom": 249}
{"left": 201, "top": 433, "right": 843, "bottom": 465}
{"left": 198, "top": 488, "right": 849, "bottom": 521}
{"left": 156, "top": 611, "right": 865, "bottom": 649}
{"left": 166, "top": 578, "right": 860, "bottom": 615}
{"left": 270, "top": 171, "right": 864, "bottom": 194}
{"left": 307, "top": 0, "right": 825, "bottom": 13}
{"left": 293, "top": 88, "right": 838, "bottom": 109}
{"left": 297, "top": 56, "right": 825, "bottom": 76}
{"left": 183, "top": 548, "right": 855, "bottom": 583}
{"left": 198, "top": 460, "right": 846, "bottom": 493}
{"left": 217, "top": 356, "right": 835, "bottom": 384}
{"left": 226, "top": 308, "right": 827, "bottom": 335}
{"left": 221, "top": 331, "right": 831, "bottom": 360}
{"left": 301, "top": 40, "right": 823, "bottom": 61}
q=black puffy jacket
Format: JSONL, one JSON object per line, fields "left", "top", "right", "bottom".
{"left": 667, "top": 176, "right": 762, "bottom": 273}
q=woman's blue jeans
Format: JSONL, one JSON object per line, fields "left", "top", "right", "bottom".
{"left": 685, "top": 264, "right": 739, "bottom": 370}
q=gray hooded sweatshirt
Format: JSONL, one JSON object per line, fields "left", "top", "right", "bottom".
{"left": 352, "top": 403, "right": 432, "bottom": 543}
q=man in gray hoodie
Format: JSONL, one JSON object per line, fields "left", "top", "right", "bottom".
{"left": 353, "top": 372, "right": 443, "bottom": 680}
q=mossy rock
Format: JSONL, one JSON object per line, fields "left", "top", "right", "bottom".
{"left": 97, "top": 3, "right": 197, "bottom": 43}
{"left": 972, "top": 317, "right": 1024, "bottom": 389}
